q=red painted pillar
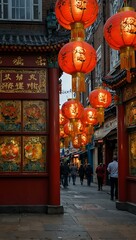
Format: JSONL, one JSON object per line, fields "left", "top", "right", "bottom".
{"left": 48, "top": 68, "right": 60, "bottom": 205}
{"left": 117, "top": 104, "right": 128, "bottom": 202}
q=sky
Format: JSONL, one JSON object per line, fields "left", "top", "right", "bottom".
{"left": 59, "top": 72, "right": 72, "bottom": 107}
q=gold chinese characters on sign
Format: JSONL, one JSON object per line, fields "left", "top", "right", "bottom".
{"left": 0, "top": 69, "right": 47, "bottom": 93}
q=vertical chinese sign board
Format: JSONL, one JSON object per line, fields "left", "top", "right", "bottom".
{"left": 0, "top": 55, "right": 49, "bottom": 211}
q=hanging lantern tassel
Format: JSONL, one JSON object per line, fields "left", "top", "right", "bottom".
{"left": 97, "top": 107, "right": 104, "bottom": 125}
{"left": 72, "top": 72, "right": 85, "bottom": 93}
{"left": 64, "top": 136, "right": 70, "bottom": 148}
{"left": 71, "top": 22, "right": 85, "bottom": 41}
{"left": 120, "top": 46, "right": 135, "bottom": 83}
{"left": 60, "top": 139, "right": 64, "bottom": 149}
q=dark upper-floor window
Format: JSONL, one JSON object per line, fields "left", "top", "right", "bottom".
{"left": 0, "top": 0, "right": 42, "bottom": 21}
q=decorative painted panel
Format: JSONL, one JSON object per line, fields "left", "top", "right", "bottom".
{"left": 23, "top": 136, "right": 46, "bottom": 172}
{"left": 129, "top": 132, "right": 136, "bottom": 176}
{"left": 0, "top": 136, "right": 21, "bottom": 172}
{"left": 23, "top": 101, "right": 46, "bottom": 132}
{"left": 0, "top": 100, "right": 21, "bottom": 131}
{"left": 126, "top": 100, "right": 136, "bottom": 127}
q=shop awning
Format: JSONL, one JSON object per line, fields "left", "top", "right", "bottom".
{"left": 94, "top": 128, "right": 117, "bottom": 140}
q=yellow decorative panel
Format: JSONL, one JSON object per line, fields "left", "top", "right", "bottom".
{"left": 129, "top": 132, "right": 136, "bottom": 176}
{"left": 23, "top": 136, "right": 46, "bottom": 172}
{"left": 126, "top": 100, "right": 136, "bottom": 127}
{"left": 0, "top": 136, "right": 21, "bottom": 172}
{"left": 0, "top": 100, "right": 21, "bottom": 131}
{"left": 23, "top": 100, "right": 46, "bottom": 131}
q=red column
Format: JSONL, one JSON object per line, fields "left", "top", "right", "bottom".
{"left": 117, "top": 104, "right": 128, "bottom": 202}
{"left": 48, "top": 68, "right": 60, "bottom": 205}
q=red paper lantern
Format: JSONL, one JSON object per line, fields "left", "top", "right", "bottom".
{"left": 58, "top": 41, "right": 97, "bottom": 92}
{"left": 55, "top": 0, "right": 99, "bottom": 30}
{"left": 58, "top": 41, "right": 97, "bottom": 74}
{"left": 89, "top": 87, "right": 112, "bottom": 124}
{"left": 60, "top": 125, "right": 65, "bottom": 138}
{"left": 81, "top": 107, "right": 98, "bottom": 126}
{"left": 62, "top": 99, "right": 84, "bottom": 119}
{"left": 59, "top": 109, "right": 68, "bottom": 126}
{"left": 64, "top": 121, "right": 73, "bottom": 136}
{"left": 72, "top": 135, "right": 81, "bottom": 148}
{"left": 104, "top": 7, "right": 136, "bottom": 72}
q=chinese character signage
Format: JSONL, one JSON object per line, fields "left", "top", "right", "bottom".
{"left": 0, "top": 69, "right": 47, "bottom": 93}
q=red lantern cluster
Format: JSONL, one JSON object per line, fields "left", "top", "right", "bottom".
{"left": 56, "top": 0, "right": 98, "bottom": 94}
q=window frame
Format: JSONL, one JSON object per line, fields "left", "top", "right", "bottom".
{"left": 0, "top": 0, "right": 42, "bottom": 21}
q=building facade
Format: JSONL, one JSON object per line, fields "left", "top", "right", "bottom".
{"left": 84, "top": 0, "right": 136, "bottom": 214}
{"left": 0, "top": 0, "right": 69, "bottom": 213}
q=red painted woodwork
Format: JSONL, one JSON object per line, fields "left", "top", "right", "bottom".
{"left": 55, "top": 0, "right": 99, "bottom": 30}
{"left": 127, "top": 177, "right": 136, "bottom": 203}
{"left": 117, "top": 104, "right": 129, "bottom": 202}
{"left": 48, "top": 68, "right": 60, "bottom": 205}
{"left": 0, "top": 176, "right": 48, "bottom": 205}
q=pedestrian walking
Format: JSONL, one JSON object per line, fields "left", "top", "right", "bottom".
{"left": 63, "top": 162, "right": 70, "bottom": 188}
{"left": 78, "top": 164, "right": 85, "bottom": 185}
{"left": 96, "top": 163, "right": 105, "bottom": 191}
{"left": 71, "top": 163, "right": 78, "bottom": 185}
{"left": 85, "top": 163, "right": 93, "bottom": 186}
{"left": 60, "top": 162, "right": 64, "bottom": 186}
{"left": 107, "top": 155, "right": 118, "bottom": 201}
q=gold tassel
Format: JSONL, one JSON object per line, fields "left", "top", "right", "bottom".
{"left": 97, "top": 108, "right": 104, "bottom": 125}
{"left": 72, "top": 72, "right": 85, "bottom": 93}
{"left": 120, "top": 46, "right": 135, "bottom": 71}
{"left": 70, "top": 22, "right": 85, "bottom": 41}
{"left": 64, "top": 137, "right": 70, "bottom": 148}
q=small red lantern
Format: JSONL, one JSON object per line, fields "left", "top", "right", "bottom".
{"left": 104, "top": 6, "right": 136, "bottom": 75}
{"left": 64, "top": 121, "right": 74, "bottom": 136}
{"left": 60, "top": 125, "right": 65, "bottom": 138}
{"left": 89, "top": 87, "right": 112, "bottom": 124}
{"left": 55, "top": 0, "right": 99, "bottom": 30}
{"left": 72, "top": 135, "right": 81, "bottom": 148}
{"left": 62, "top": 99, "right": 84, "bottom": 119}
{"left": 81, "top": 107, "right": 98, "bottom": 126}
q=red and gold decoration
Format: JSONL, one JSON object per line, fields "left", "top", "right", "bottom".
{"left": 89, "top": 87, "right": 112, "bottom": 125}
{"left": 81, "top": 106, "right": 98, "bottom": 126}
{"left": 62, "top": 99, "right": 84, "bottom": 119}
{"left": 59, "top": 109, "right": 69, "bottom": 148}
{"left": 56, "top": 0, "right": 98, "bottom": 96}
{"left": 55, "top": 0, "right": 99, "bottom": 30}
{"left": 104, "top": 3, "right": 136, "bottom": 82}
{"left": 58, "top": 41, "right": 97, "bottom": 92}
